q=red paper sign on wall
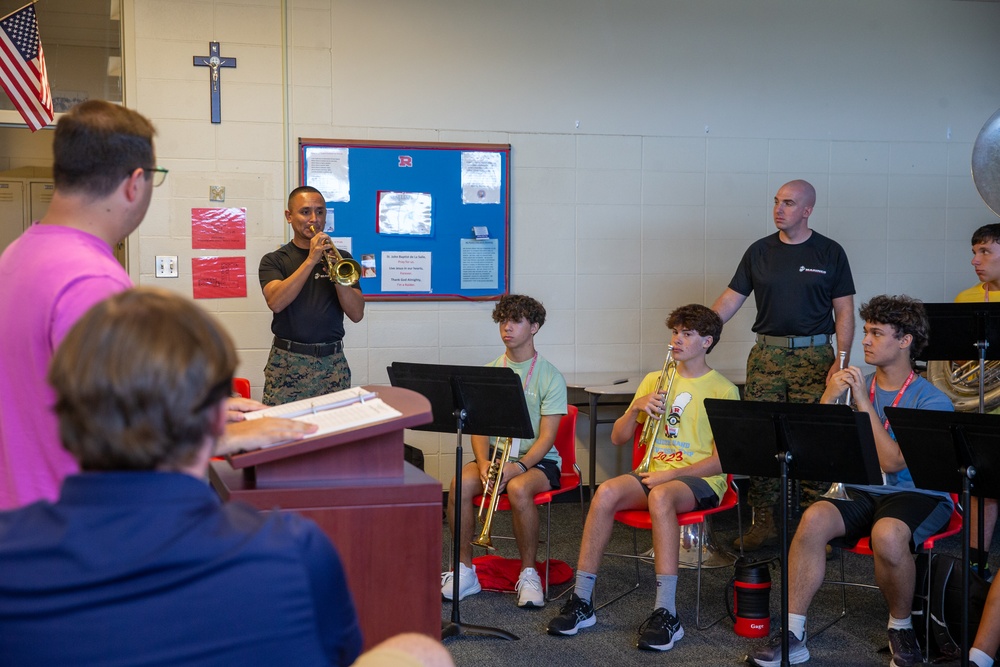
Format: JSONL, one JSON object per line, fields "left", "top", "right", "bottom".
{"left": 192, "top": 256, "right": 247, "bottom": 299}
{"left": 192, "top": 207, "right": 246, "bottom": 249}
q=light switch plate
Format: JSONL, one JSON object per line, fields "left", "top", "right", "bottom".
{"left": 155, "top": 255, "right": 178, "bottom": 278}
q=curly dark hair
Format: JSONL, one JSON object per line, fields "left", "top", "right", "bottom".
{"left": 492, "top": 294, "right": 546, "bottom": 327}
{"left": 971, "top": 223, "right": 1000, "bottom": 247}
{"left": 666, "top": 304, "right": 723, "bottom": 353}
{"left": 49, "top": 288, "right": 237, "bottom": 472}
{"left": 859, "top": 294, "right": 929, "bottom": 358}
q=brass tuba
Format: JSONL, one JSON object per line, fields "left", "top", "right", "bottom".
{"left": 310, "top": 225, "right": 361, "bottom": 286}
{"left": 634, "top": 346, "right": 677, "bottom": 474}
{"left": 927, "top": 360, "right": 1000, "bottom": 412}
{"left": 472, "top": 436, "right": 514, "bottom": 550}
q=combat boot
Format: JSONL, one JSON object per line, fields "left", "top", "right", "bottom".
{"left": 733, "top": 506, "right": 778, "bottom": 551}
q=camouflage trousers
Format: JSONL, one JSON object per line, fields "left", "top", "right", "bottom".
{"left": 262, "top": 346, "right": 351, "bottom": 406}
{"left": 744, "top": 341, "right": 834, "bottom": 513}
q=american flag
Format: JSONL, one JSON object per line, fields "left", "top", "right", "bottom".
{"left": 0, "top": 3, "right": 53, "bottom": 132}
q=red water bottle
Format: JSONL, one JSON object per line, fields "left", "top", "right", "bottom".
{"left": 727, "top": 557, "right": 771, "bottom": 638}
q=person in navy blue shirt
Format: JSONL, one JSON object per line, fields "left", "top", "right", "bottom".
{"left": 0, "top": 288, "right": 366, "bottom": 667}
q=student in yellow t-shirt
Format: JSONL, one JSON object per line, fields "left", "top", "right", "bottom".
{"left": 956, "top": 223, "right": 1000, "bottom": 578}
{"left": 957, "top": 223, "right": 1000, "bottom": 303}
{"left": 545, "top": 304, "right": 739, "bottom": 652}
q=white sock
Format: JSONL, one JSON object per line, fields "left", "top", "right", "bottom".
{"left": 970, "top": 647, "right": 994, "bottom": 667}
{"left": 788, "top": 613, "right": 806, "bottom": 641}
{"left": 887, "top": 614, "right": 912, "bottom": 631}
{"left": 574, "top": 570, "right": 597, "bottom": 603}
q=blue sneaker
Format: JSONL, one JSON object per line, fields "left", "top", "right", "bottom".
{"left": 888, "top": 627, "right": 922, "bottom": 667}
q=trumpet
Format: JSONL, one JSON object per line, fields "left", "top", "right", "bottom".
{"left": 634, "top": 346, "right": 677, "bottom": 474}
{"left": 472, "top": 436, "right": 514, "bottom": 550}
{"left": 310, "top": 225, "right": 361, "bottom": 286}
{"left": 836, "top": 350, "right": 852, "bottom": 407}
{"left": 822, "top": 350, "right": 853, "bottom": 501}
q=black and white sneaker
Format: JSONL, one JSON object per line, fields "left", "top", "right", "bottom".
{"left": 747, "top": 631, "right": 810, "bottom": 666}
{"left": 637, "top": 607, "right": 684, "bottom": 651}
{"left": 546, "top": 594, "right": 596, "bottom": 636}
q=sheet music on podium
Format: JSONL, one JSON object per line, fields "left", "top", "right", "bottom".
{"left": 244, "top": 387, "right": 402, "bottom": 444}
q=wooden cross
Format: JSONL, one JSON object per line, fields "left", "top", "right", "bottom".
{"left": 192, "top": 42, "right": 236, "bottom": 123}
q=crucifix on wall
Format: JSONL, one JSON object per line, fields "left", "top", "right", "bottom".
{"left": 192, "top": 42, "right": 236, "bottom": 123}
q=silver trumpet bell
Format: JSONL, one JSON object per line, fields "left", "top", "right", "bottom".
{"left": 679, "top": 518, "right": 738, "bottom": 569}
{"left": 639, "top": 518, "right": 737, "bottom": 569}
{"left": 821, "top": 482, "right": 851, "bottom": 501}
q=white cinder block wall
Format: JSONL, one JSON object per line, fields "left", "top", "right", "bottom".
{"left": 108, "top": 0, "right": 1000, "bottom": 488}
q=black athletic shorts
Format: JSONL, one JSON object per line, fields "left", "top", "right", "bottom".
{"left": 829, "top": 488, "right": 953, "bottom": 552}
{"left": 488, "top": 448, "right": 561, "bottom": 491}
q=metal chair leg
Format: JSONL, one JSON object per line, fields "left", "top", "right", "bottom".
{"left": 596, "top": 526, "right": 642, "bottom": 610}
{"left": 811, "top": 546, "right": 849, "bottom": 638}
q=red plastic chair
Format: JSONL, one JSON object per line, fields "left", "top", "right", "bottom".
{"left": 232, "top": 377, "right": 251, "bottom": 399}
{"left": 473, "top": 405, "right": 582, "bottom": 600}
{"left": 814, "top": 492, "right": 963, "bottom": 660}
{"left": 599, "top": 425, "right": 743, "bottom": 629}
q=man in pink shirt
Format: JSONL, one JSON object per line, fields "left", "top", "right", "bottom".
{"left": 0, "top": 101, "right": 312, "bottom": 509}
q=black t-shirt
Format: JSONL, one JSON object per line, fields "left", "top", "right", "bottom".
{"left": 728, "top": 231, "right": 855, "bottom": 336}
{"left": 258, "top": 242, "right": 361, "bottom": 343}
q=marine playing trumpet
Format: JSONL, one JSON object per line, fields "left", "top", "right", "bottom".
{"left": 309, "top": 225, "right": 361, "bottom": 286}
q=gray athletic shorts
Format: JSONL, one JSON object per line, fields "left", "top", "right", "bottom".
{"left": 628, "top": 472, "right": 720, "bottom": 510}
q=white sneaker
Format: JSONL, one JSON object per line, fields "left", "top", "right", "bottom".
{"left": 516, "top": 567, "right": 545, "bottom": 608}
{"left": 441, "top": 563, "right": 481, "bottom": 601}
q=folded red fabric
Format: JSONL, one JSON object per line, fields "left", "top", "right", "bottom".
{"left": 472, "top": 555, "right": 572, "bottom": 591}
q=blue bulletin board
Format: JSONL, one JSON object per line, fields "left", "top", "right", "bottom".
{"left": 300, "top": 139, "right": 510, "bottom": 301}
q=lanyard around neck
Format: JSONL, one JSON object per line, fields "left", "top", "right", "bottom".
{"left": 503, "top": 351, "right": 538, "bottom": 390}
{"left": 869, "top": 370, "right": 914, "bottom": 432}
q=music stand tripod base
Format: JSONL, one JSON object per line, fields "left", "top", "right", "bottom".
{"left": 389, "top": 362, "right": 533, "bottom": 642}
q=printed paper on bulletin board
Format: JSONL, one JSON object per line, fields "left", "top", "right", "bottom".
{"left": 192, "top": 256, "right": 247, "bottom": 299}
{"left": 300, "top": 139, "right": 510, "bottom": 301}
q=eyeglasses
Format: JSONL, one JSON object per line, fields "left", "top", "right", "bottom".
{"left": 144, "top": 167, "right": 169, "bottom": 187}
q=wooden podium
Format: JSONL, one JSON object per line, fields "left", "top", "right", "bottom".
{"left": 209, "top": 385, "right": 441, "bottom": 650}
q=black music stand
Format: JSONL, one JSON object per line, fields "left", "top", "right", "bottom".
{"left": 388, "top": 362, "right": 534, "bottom": 642}
{"left": 919, "top": 302, "right": 1000, "bottom": 414}
{"left": 919, "top": 302, "right": 1000, "bottom": 577}
{"left": 884, "top": 407, "right": 1000, "bottom": 667}
{"left": 705, "top": 399, "right": 883, "bottom": 667}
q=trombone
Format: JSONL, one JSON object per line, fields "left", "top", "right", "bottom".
{"left": 634, "top": 346, "right": 677, "bottom": 474}
{"left": 821, "top": 350, "right": 853, "bottom": 501}
{"left": 472, "top": 436, "right": 514, "bottom": 550}
{"left": 310, "top": 225, "right": 361, "bottom": 286}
